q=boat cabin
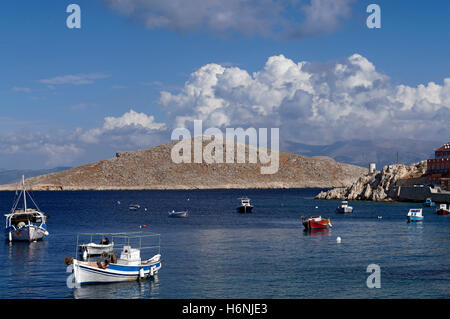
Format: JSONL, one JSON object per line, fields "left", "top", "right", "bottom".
{"left": 239, "top": 197, "right": 251, "bottom": 206}
{"left": 6, "top": 209, "right": 46, "bottom": 228}
{"left": 118, "top": 245, "right": 141, "bottom": 266}
{"left": 407, "top": 209, "right": 423, "bottom": 217}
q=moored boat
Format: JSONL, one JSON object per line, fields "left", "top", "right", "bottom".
{"left": 423, "top": 198, "right": 435, "bottom": 207}
{"left": 129, "top": 204, "right": 140, "bottom": 211}
{"left": 4, "top": 176, "right": 49, "bottom": 242}
{"left": 66, "top": 232, "right": 162, "bottom": 286}
{"left": 335, "top": 200, "right": 353, "bottom": 214}
{"left": 407, "top": 208, "right": 424, "bottom": 222}
{"left": 302, "top": 216, "right": 332, "bottom": 230}
{"left": 237, "top": 197, "right": 253, "bottom": 213}
{"left": 168, "top": 210, "right": 189, "bottom": 218}
{"left": 436, "top": 204, "right": 450, "bottom": 215}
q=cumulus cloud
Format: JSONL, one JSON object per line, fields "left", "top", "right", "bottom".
{"left": 4, "top": 53, "right": 449, "bottom": 169}
{"left": 102, "top": 0, "right": 355, "bottom": 39}
{"left": 159, "top": 54, "right": 450, "bottom": 145}
{"left": 79, "top": 109, "right": 167, "bottom": 146}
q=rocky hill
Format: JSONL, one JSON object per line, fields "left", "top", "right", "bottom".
{"left": 0, "top": 137, "right": 367, "bottom": 191}
{"left": 315, "top": 161, "right": 428, "bottom": 201}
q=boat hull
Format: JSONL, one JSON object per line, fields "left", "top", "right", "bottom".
{"left": 79, "top": 243, "right": 114, "bottom": 256}
{"left": 6, "top": 225, "right": 48, "bottom": 242}
{"left": 302, "top": 218, "right": 332, "bottom": 230}
{"left": 407, "top": 216, "right": 424, "bottom": 222}
{"left": 336, "top": 207, "right": 353, "bottom": 214}
{"left": 436, "top": 209, "right": 450, "bottom": 215}
{"left": 72, "top": 259, "right": 162, "bottom": 285}
{"left": 237, "top": 206, "right": 253, "bottom": 213}
{"left": 168, "top": 211, "right": 188, "bottom": 218}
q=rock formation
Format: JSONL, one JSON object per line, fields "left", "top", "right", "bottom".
{"left": 0, "top": 137, "right": 367, "bottom": 191}
{"left": 315, "top": 161, "right": 428, "bottom": 201}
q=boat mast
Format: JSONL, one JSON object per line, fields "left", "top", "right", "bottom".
{"left": 22, "top": 175, "right": 27, "bottom": 212}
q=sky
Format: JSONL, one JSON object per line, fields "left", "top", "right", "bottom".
{"left": 0, "top": 0, "right": 449, "bottom": 169}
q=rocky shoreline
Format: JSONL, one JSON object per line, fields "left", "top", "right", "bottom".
{"left": 315, "top": 161, "right": 428, "bottom": 201}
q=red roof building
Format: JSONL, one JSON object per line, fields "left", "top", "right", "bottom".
{"left": 427, "top": 142, "right": 450, "bottom": 188}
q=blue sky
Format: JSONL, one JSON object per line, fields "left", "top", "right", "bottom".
{"left": 1, "top": 0, "right": 449, "bottom": 169}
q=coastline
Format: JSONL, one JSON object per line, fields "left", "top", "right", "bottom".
{"left": 0, "top": 184, "right": 333, "bottom": 192}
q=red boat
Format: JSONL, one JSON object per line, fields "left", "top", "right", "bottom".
{"left": 302, "top": 216, "right": 332, "bottom": 230}
{"left": 436, "top": 204, "right": 450, "bottom": 215}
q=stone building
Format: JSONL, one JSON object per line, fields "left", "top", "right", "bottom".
{"left": 427, "top": 142, "right": 450, "bottom": 187}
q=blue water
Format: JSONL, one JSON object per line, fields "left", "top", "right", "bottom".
{"left": 1, "top": 189, "right": 449, "bottom": 299}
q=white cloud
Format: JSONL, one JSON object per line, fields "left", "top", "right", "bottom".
{"left": 79, "top": 109, "right": 167, "bottom": 145}
{"left": 39, "top": 73, "right": 111, "bottom": 86}
{"left": 0, "top": 110, "right": 168, "bottom": 168}
{"left": 3, "top": 53, "right": 449, "bottom": 169}
{"left": 12, "top": 86, "right": 32, "bottom": 93}
{"left": 159, "top": 53, "right": 450, "bottom": 145}
{"left": 0, "top": 132, "right": 84, "bottom": 167}
{"left": 102, "top": 0, "right": 355, "bottom": 39}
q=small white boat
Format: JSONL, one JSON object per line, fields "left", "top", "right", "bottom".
{"left": 237, "top": 197, "right": 253, "bottom": 213}
{"left": 79, "top": 237, "right": 114, "bottom": 259}
{"left": 168, "top": 210, "right": 189, "bottom": 218}
{"left": 129, "top": 204, "right": 140, "bottom": 211}
{"left": 407, "top": 208, "right": 424, "bottom": 222}
{"left": 4, "top": 176, "right": 49, "bottom": 242}
{"left": 67, "top": 232, "right": 162, "bottom": 286}
{"left": 336, "top": 200, "right": 353, "bottom": 213}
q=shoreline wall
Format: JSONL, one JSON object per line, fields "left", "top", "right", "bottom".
{"left": 390, "top": 186, "right": 450, "bottom": 203}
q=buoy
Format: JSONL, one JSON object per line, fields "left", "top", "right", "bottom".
{"left": 144, "top": 208, "right": 147, "bottom": 211}
{"left": 117, "top": 201, "right": 121, "bottom": 205}
{"left": 139, "top": 267, "right": 145, "bottom": 279}
{"left": 378, "top": 216, "right": 382, "bottom": 219}
{"left": 140, "top": 225, "right": 147, "bottom": 229}
{"left": 315, "top": 206, "right": 318, "bottom": 209}
{"left": 336, "top": 236, "right": 342, "bottom": 243}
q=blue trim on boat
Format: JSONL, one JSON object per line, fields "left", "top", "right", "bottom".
{"left": 78, "top": 262, "right": 161, "bottom": 276}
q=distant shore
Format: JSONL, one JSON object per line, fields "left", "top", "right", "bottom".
{"left": 0, "top": 185, "right": 332, "bottom": 191}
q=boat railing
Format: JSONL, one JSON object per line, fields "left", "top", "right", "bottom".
{"left": 75, "top": 231, "right": 161, "bottom": 262}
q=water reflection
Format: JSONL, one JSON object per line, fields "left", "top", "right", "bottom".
{"left": 72, "top": 276, "right": 160, "bottom": 299}
{"left": 302, "top": 229, "right": 332, "bottom": 236}
{"left": 7, "top": 240, "right": 49, "bottom": 261}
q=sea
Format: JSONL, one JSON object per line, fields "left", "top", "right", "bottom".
{"left": 0, "top": 189, "right": 449, "bottom": 299}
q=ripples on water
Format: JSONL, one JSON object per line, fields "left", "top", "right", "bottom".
{"left": 0, "top": 189, "right": 449, "bottom": 299}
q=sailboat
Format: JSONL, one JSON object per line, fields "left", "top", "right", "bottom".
{"left": 4, "top": 176, "right": 49, "bottom": 242}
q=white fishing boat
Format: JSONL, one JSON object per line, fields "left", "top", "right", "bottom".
{"left": 407, "top": 208, "right": 424, "bottom": 222}
{"left": 4, "top": 176, "right": 49, "bottom": 242}
{"left": 336, "top": 200, "right": 353, "bottom": 213}
{"left": 168, "top": 210, "right": 189, "bottom": 218}
{"left": 237, "top": 197, "right": 253, "bottom": 213}
{"left": 66, "top": 232, "right": 162, "bottom": 286}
